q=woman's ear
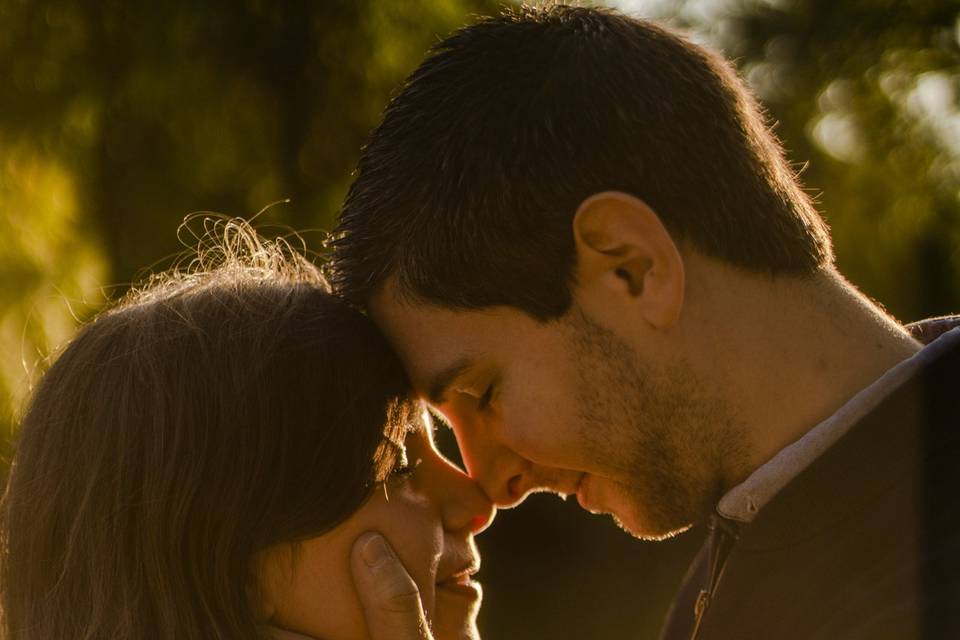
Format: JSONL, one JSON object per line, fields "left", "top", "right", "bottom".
{"left": 572, "top": 191, "right": 685, "bottom": 328}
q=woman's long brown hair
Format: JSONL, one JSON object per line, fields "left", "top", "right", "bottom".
{"left": 0, "top": 222, "right": 414, "bottom": 639}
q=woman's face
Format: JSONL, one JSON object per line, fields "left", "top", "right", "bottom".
{"left": 257, "top": 409, "right": 496, "bottom": 640}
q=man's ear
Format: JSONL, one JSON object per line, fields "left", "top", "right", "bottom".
{"left": 572, "top": 191, "right": 685, "bottom": 328}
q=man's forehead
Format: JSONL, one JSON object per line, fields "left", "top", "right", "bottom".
{"left": 368, "top": 288, "right": 475, "bottom": 378}
{"left": 369, "top": 281, "right": 503, "bottom": 346}
{"left": 371, "top": 289, "right": 466, "bottom": 350}
{"left": 367, "top": 283, "right": 509, "bottom": 394}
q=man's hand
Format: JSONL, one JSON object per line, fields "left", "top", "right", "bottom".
{"left": 351, "top": 532, "right": 434, "bottom": 640}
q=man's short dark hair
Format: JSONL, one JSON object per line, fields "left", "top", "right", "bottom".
{"left": 330, "top": 4, "right": 833, "bottom": 319}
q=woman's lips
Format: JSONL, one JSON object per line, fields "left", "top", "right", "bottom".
{"left": 436, "top": 563, "right": 481, "bottom": 600}
{"left": 436, "top": 575, "right": 482, "bottom": 601}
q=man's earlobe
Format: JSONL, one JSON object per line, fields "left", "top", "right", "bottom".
{"left": 572, "top": 191, "right": 685, "bottom": 328}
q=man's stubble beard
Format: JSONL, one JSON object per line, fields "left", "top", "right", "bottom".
{"left": 564, "top": 308, "right": 748, "bottom": 541}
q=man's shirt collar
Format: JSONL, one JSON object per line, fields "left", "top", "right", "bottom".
{"left": 717, "top": 323, "right": 960, "bottom": 524}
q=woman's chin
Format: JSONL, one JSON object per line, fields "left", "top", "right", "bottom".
{"left": 432, "top": 584, "right": 482, "bottom": 640}
{"left": 432, "top": 620, "right": 481, "bottom": 640}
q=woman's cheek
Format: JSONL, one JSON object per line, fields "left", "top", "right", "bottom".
{"left": 374, "top": 482, "right": 444, "bottom": 617}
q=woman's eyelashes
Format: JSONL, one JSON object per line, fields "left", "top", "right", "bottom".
{"left": 391, "top": 457, "right": 423, "bottom": 480}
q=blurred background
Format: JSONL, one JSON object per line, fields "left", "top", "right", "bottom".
{"left": 1, "top": 0, "right": 958, "bottom": 638}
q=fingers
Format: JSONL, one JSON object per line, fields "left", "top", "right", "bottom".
{"left": 351, "top": 532, "right": 434, "bottom": 640}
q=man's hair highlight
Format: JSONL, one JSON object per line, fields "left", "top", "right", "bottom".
{"left": 331, "top": 4, "right": 832, "bottom": 319}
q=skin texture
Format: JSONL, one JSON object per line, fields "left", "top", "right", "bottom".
{"left": 349, "top": 193, "right": 925, "bottom": 640}
{"left": 368, "top": 193, "right": 747, "bottom": 540}
{"left": 369, "top": 291, "right": 741, "bottom": 540}
{"left": 564, "top": 307, "right": 743, "bottom": 536}
{"left": 368, "top": 192, "right": 921, "bottom": 541}
{"left": 257, "top": 411, "right": 494, "bottom": 640}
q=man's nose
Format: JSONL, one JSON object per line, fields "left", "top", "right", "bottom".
{"left": 454, "top": 422, "right": 531, "bottom": 509}
{"left": 436, "top": 458, "right": 497, "bottom": 534}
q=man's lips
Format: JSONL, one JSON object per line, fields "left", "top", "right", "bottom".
{"left": 571, "top": 472, "right": 587, "bottom": 498}
{"left": 575, "top": 472, "right": 595, "bottom": 512}
{"left": 575, "top": 472, "right": 609, "bottom": 515}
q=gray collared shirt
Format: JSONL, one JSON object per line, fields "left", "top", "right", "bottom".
{"left": 717, "top": 325, "right": 960, "bottom": 523}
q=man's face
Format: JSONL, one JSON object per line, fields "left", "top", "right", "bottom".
{"left": 370, "top": 286, "right": 741, "bottom": 540}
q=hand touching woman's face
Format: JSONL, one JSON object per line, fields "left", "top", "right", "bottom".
{"left": 257, "top": 410, "right": 495, "bottom": 640}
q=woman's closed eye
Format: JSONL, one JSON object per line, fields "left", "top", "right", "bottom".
{"left": 390, "top": 457, "right": 423, "bottom": 480}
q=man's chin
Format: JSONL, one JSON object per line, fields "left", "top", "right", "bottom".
{"left": 580, "top": 477, "right": 695, "bottom": 541}
{"left": 611, "top": 510, "right": 694, "bottom": 541}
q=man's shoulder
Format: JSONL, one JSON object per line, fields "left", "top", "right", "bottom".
{"left": 662, "top": 318, "right": 960, "bottom": 640}
{"left": 746, "top": 318, "right": 960, "bottom": 536}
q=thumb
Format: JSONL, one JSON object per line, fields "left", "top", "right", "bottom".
{"left": 351, "top": 532, "right": 433, "bottom": 640}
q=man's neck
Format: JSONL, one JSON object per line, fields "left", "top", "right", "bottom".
{"left": 683, "top": 262, "right": 922, "bottom": 490}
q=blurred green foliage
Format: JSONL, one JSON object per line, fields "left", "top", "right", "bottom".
{"left": 725, "top": 0, "right": 960, "bottom": 321}
{"left": 0, "top": 1, "right": 958, "bottom": 639}
{"left": 621, "top": 0, "right": 960, "bottom": 320}
{"left": 0, "top": 0, "right": 501, "bottom": 452}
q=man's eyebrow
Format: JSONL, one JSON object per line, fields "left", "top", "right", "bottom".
{"left": 425, "top": 356, "right": 476, "bottom": 405}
